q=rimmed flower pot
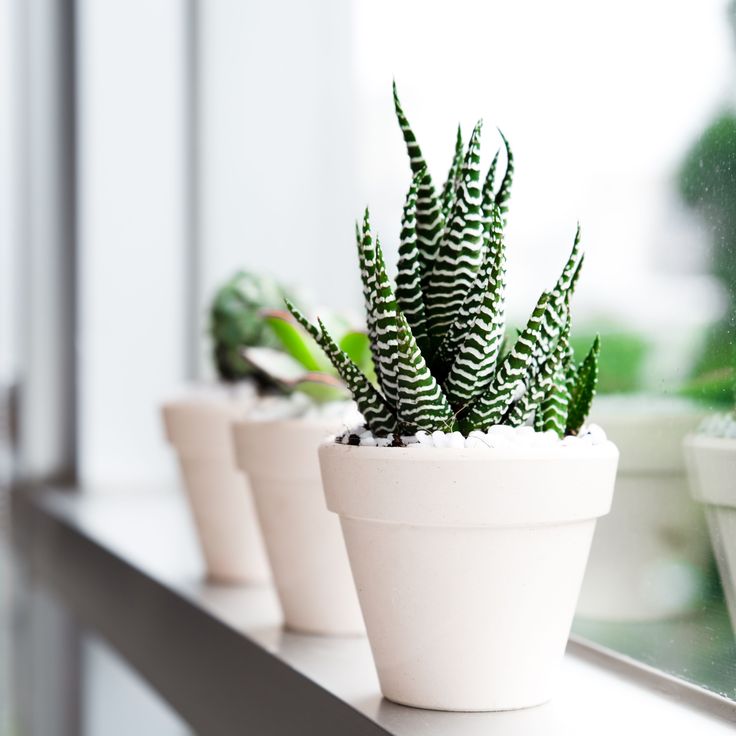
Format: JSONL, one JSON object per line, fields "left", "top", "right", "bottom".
{"left": 233, "top": 418, "right": 364, "bottom": 636}
{"left": 576, "top": 399, "right": 709, "bottom": 621}
{"left": 161, "top": 391, "right": 270, "bottom": 585}
{"left": 319, "top": 441, "right": 618, "bottom": 711}
{"left": 685, "top": 433, "right": 736, "bottom": 631}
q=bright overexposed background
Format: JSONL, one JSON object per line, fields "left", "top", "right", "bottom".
{"left": 70, "top": 0, "right": 734, "bottom": 484}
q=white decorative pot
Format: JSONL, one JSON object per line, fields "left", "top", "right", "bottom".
{"left": 161, "top": 391, "right": 270, "bottom": 585}
{"left": 233, "top": 419, "right": 364, "bottom": 636}
{"left": 319, "top": 441, "right": 618, "bottom": 711}
{"left": 685, "top": 434, "right": 736, "bottom": 631}
{"left": 576, "top": 400, "right": 709, "bottom": 621}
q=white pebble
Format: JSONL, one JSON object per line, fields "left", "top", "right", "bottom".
{"left": 447, "top": 432, "right": 465, "bottom": 449}
{"left": 432, "top": 430, "right": 448, "bottom": 448}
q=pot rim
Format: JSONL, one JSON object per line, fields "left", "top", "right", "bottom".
{"left": 319, "top": 441, "right": 619, "bottom": 527}
{"left": 684, "top": 433, "right": 736, "bottom": 451}
{"left": 234, "top": 415, "right": 346, "bottom": 433}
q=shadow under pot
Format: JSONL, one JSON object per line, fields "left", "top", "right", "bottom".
{"left": 319, "top": 441, "right": 618, "bottom": 712}
{"left": 161, "top": 394, "right": 271, "bottom": 585}
{"left": 685, "top": 433, "right": 736, "bottom": 633}
{"left": 232, "top": 418, "right": 364, "bottom": 637}
{"left": 576, "top": 399, "right": 710, "bottom": 621}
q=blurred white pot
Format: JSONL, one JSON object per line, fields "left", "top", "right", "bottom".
{"left": 576, "top": 398, "right": 709, "bottom": 621}
{"left": 685, "top": 433, "right": 736, "bottom": 631}
{"left": 233, "top": 418, "right": 364, "bottom": 636}
{"left": 319, "top": 441, "right": 618, "bottom": 712}
{"left": 161, "top": 387, "right": 270, "bottom": 584}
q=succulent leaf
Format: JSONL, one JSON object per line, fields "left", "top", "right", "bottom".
{"left": 425, "top": 121, "right": 485, "bottom": 345}
{"left": 392, "top": 82, "right": 444, "bottom": 291}
{"left": 441, "top": 125, "right": 464, "bottom": 219}
{"left": 566, "top": 335, "right": 601, "bottom": 435}
{"left": 495, "top": 130, "right": 514, "bottom": 221}
{"left": 356, "top": 212, "right": 400, "bottom": 404}
{"left": 481, "top": 149, "right": 500, "bottom": 237}
{"left": 286, "top": 300, "right": 398, "bottom": 434}
{"left": 209, "top": 271, "right": 287, "bottom": 384}
{"left": 461, "top": 292, "right": 551, "bottom": 431}
{"left": 538, "top": 358, "right": 571, "bottom": 437}
{"left": 395, "top": 313, "right": 457, "bottom": 433}
{"left": 263, "top": 309, "right": 329, "bottom": 372}
{"left": 337, "top": 330, "right": 373, "bottom": 377}
{"left": 434, "top": 203, "right": 506, "bottom": 374}
{"left": 442, "top": 247, "right": 506, "bottom": 406}
{"left": 395, "top": 169, "right": 429, "bottom": 354}
{"left": 508, "top": 308, "right": 571, "bottom": 427}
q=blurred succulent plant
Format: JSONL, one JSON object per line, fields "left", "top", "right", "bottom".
{"left": 243, "top": 310, "right": 373, "bottom": 403}
{"left": 209, "top": 271, "right": 290, "bottom": 386}
{"left": 287, "top": 84, "right": 600, "bottom": 438}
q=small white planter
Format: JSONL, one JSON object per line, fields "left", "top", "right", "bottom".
{"left": 319, "top": 441, "right": 618, "bottom": 711}
{"left": 576, "top": 399, "right": 709, "bottom": 621}
{"left": 233, "top": 419, "right": 364, "bottom": 636}
{"left": 161, "top": 390, "right": 270, "bottom": 585}
{"left": 685, "top": 433, "right": 736, "bottom": 631}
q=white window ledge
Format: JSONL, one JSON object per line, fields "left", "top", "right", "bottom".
{"left": 13, "top": 488, "right": 736, "bottom": 735}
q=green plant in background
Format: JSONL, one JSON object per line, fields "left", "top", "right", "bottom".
{"left": 243, "top": 309, "right": 373, "bottom": 403}
{"left": 678, "top": 1, "right": 736, "bottom": 406}
{"left": 570, "top": 331, "right": 649, "bottom": 395}
{"left": 288, "top": 84, "right": 601, "bottom": 438}
{"left": 209, "top": 271, "right": 290, "bottom": 386}
{"left": 679, "top": 113, "right": 736, "bottom": 406}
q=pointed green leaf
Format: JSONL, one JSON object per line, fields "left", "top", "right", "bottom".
{"left": 356, "top": 211, "right": 400, "bottom": 404}
{"left": 262, "top": 309, "right": 328, "bottom": 372}
{"left": 395, "top": 313, "right": 457, "bottom": 433}
{"left": 461, "top": 292, "right": 551, "bottom": 431}
{"left": 434, "top": 203, "right": 506, "bottom": 374}
{"left": 566, "top": 335, "right": 600, "bottom": 435}
{"left": 338, "top": 330, "right": 373, "bottom": 377}
{"left": 286, "top": 300, "right": 398, "bottom": 435}
{"left": 294, "top": 373, "right": 350, "bottom": 404}
{"left": 481, "top": 149, "right": 500, "bottom": 236}
{"left": 442, "top": 249, "right": 506, "bottom": 406}
{"left": 508, "top": 308, "right": 570, "bottom": 428}
{"left": 425, "top": 120, "right": 485, "bottom": 345}
{"left": 538, "top": 359, "right": 570, "bottom": 437}
{"left": 495, "top": 130, "right": 514, "bottom": 221}
{"left": 441, "top": 125, "right": 464, "bottom": 219}
{"left": 395, "top": 169, "right": 429, "bottom": 354}
{"left": 393, "top": 82, "right": 444, "bottom": 288}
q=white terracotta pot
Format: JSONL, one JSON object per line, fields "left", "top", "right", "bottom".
{"left": 233, "top": 419, "right": 364, "bottom": 636}
{"left": 319, "top": 441, "right": 618, "bottom": 711}
{"left": 685, "top": 433, "right": 736, "bottom": 631}
{"left": 576, "top": 400, "right": 709, "bottom": 621}
{"left": 161, "top": 391, "right": 270, "bottom": 585}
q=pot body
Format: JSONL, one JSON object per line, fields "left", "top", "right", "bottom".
{"left": 233, "top": 419, "right": 364, "bottom": 636}
{"left": 161, "top": 392, "right": 270, "bottom": 584}
{"left": 576, "top": 403, "right": 709, "bottom": 620}
{"left": 319, "top": 442, "right": 618, "bottom": 711}
{"left": 685, "top": 434, "right": 736, "bottom": 631}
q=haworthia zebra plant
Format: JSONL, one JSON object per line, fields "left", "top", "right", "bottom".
{"left": 288, "top": 84, "right": 600, "bottom": 438}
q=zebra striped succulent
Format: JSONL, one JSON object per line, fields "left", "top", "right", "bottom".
{"left": 288, "top": 84, "right": 600, "bottom": 438}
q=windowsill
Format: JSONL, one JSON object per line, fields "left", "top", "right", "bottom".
{"left": 12, "top": 487, "right": 736, "bottom": 735}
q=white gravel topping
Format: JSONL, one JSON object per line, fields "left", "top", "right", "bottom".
{"left": 335, "top": 423, "right": 609, "bottom": 449}
{"left": 698, "top": 412, "right": 736, "bottom": 439}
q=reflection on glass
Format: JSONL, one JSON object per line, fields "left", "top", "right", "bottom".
{"left": 572, "top": 0, "right": 736, "bottom": 701}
